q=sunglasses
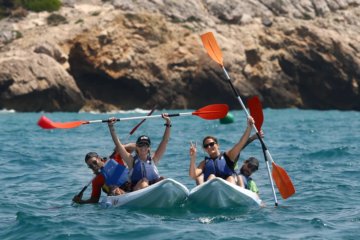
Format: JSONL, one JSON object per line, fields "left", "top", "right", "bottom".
{"left": 87, "top": 159, "right": 98, "bottom": 169}
{"left": 137, "top": 143, "right": 150, "bottom": 148}
{"left": 247, "top": 163, "right": 258, "bottom": 172}
{"left": 203, "top": 142, "right": 216, "bottom": 148}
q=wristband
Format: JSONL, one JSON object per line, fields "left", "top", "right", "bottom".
{"left": 164, "top": 123, "right": 172, "bottom": 127}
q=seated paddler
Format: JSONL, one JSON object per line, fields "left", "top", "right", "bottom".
{"left": 72, "top": 146, "right": 134, "bottom": 204}
{"left": 108, "top": 114, "right": 171, "bottom": 191}
{"left": 189, "top": 115, "right": 255, "bottom": 185}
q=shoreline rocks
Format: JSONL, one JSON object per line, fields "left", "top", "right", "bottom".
{"left": 0, "top": 0, "right": 359, "bottom": 111}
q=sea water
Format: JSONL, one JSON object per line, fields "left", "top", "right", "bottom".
{"left": 0, "top": 109, "right": 359, "bottom": 239}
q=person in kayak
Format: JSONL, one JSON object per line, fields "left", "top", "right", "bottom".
{"left": 108, "top": 114, "right": 171, "bottom": 191}
{"left": 193, "top": 129, "right": 264, "bottom": 185}
{"left": 189, "top": 116, "right": 255, "bottom": 185}
{"left": 72, "top": 145, "right": 134, "bottom": 204}
{"left": 237, "top": 157, "right": 260, "bottom": 197}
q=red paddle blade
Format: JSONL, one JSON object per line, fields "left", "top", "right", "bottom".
{"left": 37, "top": 116, "right": 85, "bottom": 129}
{"left": 272, "top": 162, "right": 296, "bottom": 199}
{"left": 201, "top": 32, "right": 224, "bottom": 66}
{"left": 248, "top": 96, "right": 264, "bottom": 131}
{"left": 193, "top": 104, "right": 229, "bottom": 120}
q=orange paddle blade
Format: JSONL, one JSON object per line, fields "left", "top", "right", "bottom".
{"left": 272, "top": 162, "right": 295, "bottom": 199}
{"left": 37, "top": 116, "right": 86, "bottom": 129}
{"left": 192, "top": 104, "right": 229, "bottom": 120}
{"left": 201, "top": 32, "right": 224, "bottom": 66}
{"left": 248, "top": 96, "right": 264, "bottom": 132}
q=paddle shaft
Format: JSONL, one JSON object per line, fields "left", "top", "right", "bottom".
{"left": 83, "top": 112, "right": 193, "bottom": 125}
{"left": 222, "top": 66, "right": 279, "bottom": 206}
{"left": 78, "top": 178, "right": 93, "bottom": 196}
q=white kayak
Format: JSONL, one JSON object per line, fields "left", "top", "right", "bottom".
{"left": 188, "top": 177, "right": 262, "bottom": 209}
{"left": 100, "top": 178, "right": 189, "bottom": 208}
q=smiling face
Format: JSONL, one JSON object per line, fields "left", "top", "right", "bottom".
{"left": 136, "top": 142, "right": 150, "bottom": 160}
{"left": 86, "top": 156, "right": 104, "bottom": 173}
{"left": 203, "top": 137, "right": 220, "bottom": 158}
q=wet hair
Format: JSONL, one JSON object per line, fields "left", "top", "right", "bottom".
{"left": 84, "top": 152, "right": 99, "bottom": 163}
{"left": 202, "top": 136, "right": 218, "bottom": 147}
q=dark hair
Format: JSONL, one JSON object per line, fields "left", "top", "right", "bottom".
{"left": 136, "top": 135, "right": 151, "bottom": 146}
{"left": 245, "top": 157, "right": 259, "bottom": 171}
{"left": 84, "top": 152, "right": 98, "bottom": 163}
{"left": 202, "top": 136, "right": 218, "bottom": 147}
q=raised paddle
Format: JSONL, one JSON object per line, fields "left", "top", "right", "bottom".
{"left": 74, "top": 107, "right": 156, "bottom": 199}
{"left": 201, "top": 32, "right": 295, "bottom": 205}
{"left": 248, "top": 96, "right": 295, "bottom": 200}
{"left": 247, "top": 96, "right": 264, "bottom": 133}
{"left": 38, "top": 104, "right": 229, "bottom": 130}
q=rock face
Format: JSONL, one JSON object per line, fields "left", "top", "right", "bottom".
{"left": 0, "top": 50, "right": 85, "bottom": 111}
{"left": 0, "top": 0, "right": 360, "bottom": 111}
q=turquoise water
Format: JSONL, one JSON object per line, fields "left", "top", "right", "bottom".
{"left": 0, "top": 109, "right": 359, "bottom": 239}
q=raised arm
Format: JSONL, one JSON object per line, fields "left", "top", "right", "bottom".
{"left": 189, "top": 142, "right": 204, "bottom": 179}
{"left": 152, "top": 113, "right": 171, "bottom": 163}
{"left": 242, "top": 130, "right": 264, "bottom": 149}
{"left": 108, "top": 118, "right": 134, "bottom": 169}
{"left": 226, "top": 116, "right": 254, "bottom": 161}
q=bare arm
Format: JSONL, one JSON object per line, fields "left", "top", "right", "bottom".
{"left": 152, "top": 114, "right": 171, "bottom": 164}
{"left": 108, "top": 118, "right": 134, "bottom": 169}
{"left": 189, "top": 142, "right": 204, "bottom": 179}
{"left": 226, "top": 116, "right": 255, "bottom": 161}
{"left": 242, "top": 130, "right": 264, "bottom": 149}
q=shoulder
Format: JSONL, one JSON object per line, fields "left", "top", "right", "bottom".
{"left": 93, "top": 174, "right": 105, "bottom": 185}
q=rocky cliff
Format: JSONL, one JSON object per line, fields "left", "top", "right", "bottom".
{"left": 1, "top": 0, "right": 359, "bottom": 111}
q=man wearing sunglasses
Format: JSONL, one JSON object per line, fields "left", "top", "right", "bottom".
{"left": 72, "top": 145, "right": 135, "bottom": 204}
{"left": 189, "top": 116, "right": 255, "bottom": 185}
{"left": 238, "top": 157, "right": 260, "bottom": 196}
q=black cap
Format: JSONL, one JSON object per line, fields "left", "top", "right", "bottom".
{"left": 136, "top": 135, "right": 151, "bottom": 146}
{"left": 247, "top": 157, "right": 259, "bottom": 171}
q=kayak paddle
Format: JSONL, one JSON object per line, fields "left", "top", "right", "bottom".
{"left": 201, "top": 32, "right": 295, "bottom": 205}
{"left": 74, "top": 107, "right": 156, "bottom": 198}
{"left": 247, "top": 96, "right": 263, "bottom": 133}
{"left": 248, "top": 96, "right": 295, "bottom": 200}
{"left": 38, "top": 104, "right": 229, "bottom": 130}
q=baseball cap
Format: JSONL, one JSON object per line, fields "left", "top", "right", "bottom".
{"left": 136, "top": 135, "right": 151, "bottom": 146}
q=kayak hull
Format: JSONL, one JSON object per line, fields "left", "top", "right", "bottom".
{"left": 100, "top": 178, "right": 189, "bottom": 208}
{"left": 188, "top": 177, "right": 262, "bottom": 209}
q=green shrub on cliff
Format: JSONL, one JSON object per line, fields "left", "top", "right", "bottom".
{"left": 21, "top": 0, "right": 61, "bottom": 12}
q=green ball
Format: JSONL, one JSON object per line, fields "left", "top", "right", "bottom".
{"left": 219, "top": 112, "right": 234, "bottom": 124}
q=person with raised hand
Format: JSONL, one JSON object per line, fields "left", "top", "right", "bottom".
{"left": 189, "top": 116, "right": 255, "bottom": 185}
{"left": 108, "top": 114, "right": 171, "bottom": 191}
{"left": 191, "top": 129, "right": 264, "bottom": 185}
